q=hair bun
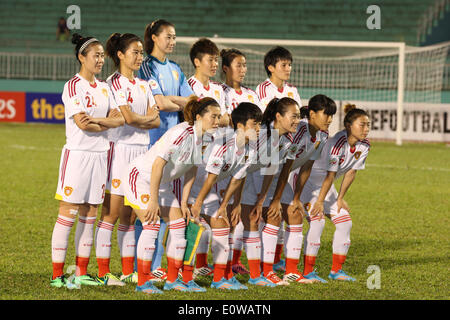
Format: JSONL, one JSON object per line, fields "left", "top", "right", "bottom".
{"left": 343, "top": 103, "right": 357, "bottom": 114}
{"left": 71, "top": 33, "right": 83, "bottom": 45}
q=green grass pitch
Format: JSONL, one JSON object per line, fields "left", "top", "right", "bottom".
{"left": 0, "top": 122, "right": 448, "bottom": 300}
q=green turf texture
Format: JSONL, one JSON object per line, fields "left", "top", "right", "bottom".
{"left": 0, "top": 122, "right": 448, "bottom": 300}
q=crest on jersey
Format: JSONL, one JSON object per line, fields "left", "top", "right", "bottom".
{"left": 290, "top": 145, "right": 298, "bottom": 154}
{"left": 64, "top": 186, "right": 73, "bottom": 196}
{"left": 314, "top": 141, "right": 321, "bottom": 149}
{"left": 141, "top": 194, "right": 150, "bottom": 204}
{"left": 214, "top": 90, "right": 220, "bottom": 100}
{"left": 288, "top": 92, "right": 294, "bottom": 98}
{"left": 172, "top": 70, "right": 179, "bottom": 81}
{"left": 140, "top": 85, "right": 146, "bottom": 93}
{"left": 112, "top": 179, "right": 121, "bottom": 189}
{"left": 212, "top": 160, "right": 221, "bottom": 168}
{"left": 102, "top": 88, "right": 108, "bottom": 97}
{"left": 329, "top": 158, "right": 337, "bottom": 165}
{"left": 118, "top": 91, "right": 126, "bottom": 100}
{"left": 149, "top": 79, "right": 158, "bottom": 90}
{"left": 73, "top": 97, "right": 81, "bottom": 106}
{"left": 354, "top": 151, "right": 361, "bottom": 160}
{"left": 248, "top": 95, "right": 254, "bottom": 103}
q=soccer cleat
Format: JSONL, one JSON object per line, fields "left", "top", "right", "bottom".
{"left": 247, "top": 276, "right": 277, "bottom": 287}
{"left": 72, "top": 274, "right": 102, "bottom": 286}
{"left": 211, "top": 278, "right": 240, "bottom": 290}
{"left": 95, "top": 273, "right": 126, "bottom": 286}
{"left": 328, "top": 270, "right": 356, "bottom": 282}
{"left": 304, "top": 270, "right": 328, "bottom": 283}
{"left": 228, "top": 276, "right": 248, "bottom": 290}
{"left": 135, "top": 281, "right": 163, "bottom": 294}
{"left": 283, "top": 272, "right": 316, "bottom": 284}
{"left": 264, "top": 271, "right": 289, "bottom": 286}
{"left": 50, "top": 275, "right": 67, "bottom": 288}
{"left": 185, "top": 280, "right": 207, "bottom": 292}
{"left": 232, "top": 262, "right": 250, "bottom": 275}
{"left": 273, "top": 259, "right": 286, "bottom": 272}
{"left": 120, "top": 271, "right": 138, "bottom": 284}
{"left": 163, "top": 278, "right": 190, "bottom": 292}
{"left": 193, "top": 264, "right": 214, "bottom": 278}
{"left": 151, "top": 267, "right": 168, "bottom": 281}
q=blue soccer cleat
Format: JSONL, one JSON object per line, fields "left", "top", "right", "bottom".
{"left": 328, "top": 269, "right": 356, "bottom": 282}
{"left": 163, "top": 278, "right": 190, "bottom": 292}
{"left": 228, "top": 276, "right": 248, "bottom": 290}
{"left": 247, "top": 276, "right": 277, "bottom": 287}
{"left": 135, "top": 281, "right": 163, "bottom": 294}
{"left": 211, "top": 277, "right": 241, "bottom": 290}
{"left": 303, "top": 270, "right": 328, "bottom": 283}
{"left": 185, "top": 280, "right": 207, "bottom": 292}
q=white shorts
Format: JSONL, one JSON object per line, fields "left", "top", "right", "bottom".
{"left": 300, "top": 174, "right": 349, "bottom": 218}
{"left": 187, "top": 166, "right": 220, "bottom": 217}
{"left": 123, "top": 163, "right": 180, "bottom": 210}
{"left": 241, "top": 168, "right": 284, "bottom": 207}
{"left": 106, "top": 142, "right": 148, "bottom": 196}
{"left": 55, "top": 147, "right": 108, "bottom": 205}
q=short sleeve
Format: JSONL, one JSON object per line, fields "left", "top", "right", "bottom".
{"left": 352, "top": 147, "right": 369, "bottom": 171}
{"left": 110, "top": 84, "right": 128, "bottom": 107}
{"left": 62, "top": 83, "right": 84, "bottom": 119}
{"left": 107, "top": 86, "right": 119, "bottom": 111}
{"left": 148, "top": 76, "right": 163, "bottom": 96}
{"left": 205, "top": 144, "right": 226, "bottom": 176}
{"left": 147, "top": 84, "right": 157, "bottom": 107}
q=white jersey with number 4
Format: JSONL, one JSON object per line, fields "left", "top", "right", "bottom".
{"left": 256, "top": 78, "right": 302, "bottom": 112}
{"left": 62, "top": 73, "right": 117, "bottom": 152}
{"left": 187, "top": 76, "right": 227, "bottom": 115}
{"left": 106, "top": 71, "right": 156, "bottom": 146}
{"left": 222, "top": 84, "right": 262, "bottom": 112}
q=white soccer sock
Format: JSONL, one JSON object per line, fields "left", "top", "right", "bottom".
{"left": 117, "top": 224, "right": 136, "bottom": 258}
{"left": 331, "top": 214, "right": 352, "bottom": 255}
{"left": 303, "top": 217, "right": 326, "bottom": 257}
{"left": 136, "top": 221, "right": 160, "bottom": 263}
{"left": 211, "top": 228, "right": 230, "bottom": 266}
{"left": 232, "top": 221, "right": 244, "bottom": 251}
{"left": 51, "top": 215, "right": 75, "bottom": 263}
{"left": 284, "top": 224, "right": 303, "bottom": 260}
{"left": 94, "top": 220, "right": 114, "bottom": 259}
{"left": 243, "top": 230, "right": 261, "bottom": 261}
{"left": 75, "top": 216, "right": 96, "bottom": 258}
{"left": 261, "top": 223, "right": 280, "bottom": 264}
{"left": 166, "top": 218, "right": 187, "bottom": 262}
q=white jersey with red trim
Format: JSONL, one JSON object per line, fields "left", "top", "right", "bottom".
{"left": 255, "top": 78, "right": 302, "bottom": 112}
{"left": 311, "top": 129, "right": 370, "bottom": 182}
{"left": 205, "top": 133, "right": 256, "bottom": 182}
{"left": 289, "top": 119, "right": 329, "bottom": 171}
{"left": 248, "top": 122, "right": 295, "bottom": 175}
{"left": 187, "top": 76, "right": 227, "bottom": 115}
{"left": 106, "top": 71, "right": 156, "bottom": 146}
{"left": 62, "top": 73, "right": 116, "bottom": 152}
{"left": 131, "top": 122, "right": 213, "bottom": 184}
{"left": 222, "top": 84, "right": 262, "bottom": 112}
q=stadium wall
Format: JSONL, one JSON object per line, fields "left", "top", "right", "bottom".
{"left": 1, "top": 79, "right": 450, "bottom": 142}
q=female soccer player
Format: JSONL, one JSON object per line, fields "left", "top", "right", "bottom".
{"left": 301, "top": 104, "right": 371, "bottom": 283}
{"left": 220, "top": 48, "right": 262, "bottom": 276}
{"left": 239, "top": 97, "right": 301, "bottom": 286}
{"left": 122, "top": 97, "right": 221, "bottom": 294}
{"left": 265, "top": 94, "right": 336, "bottom": 283}
{"left": 50, "top": 33, "right": 124, "bottom": 288}
{"left": 93, "top": 33, "right": 160, "bottom": 286}
{"left": 187, "top": 102, "right": 263, "bottom": 290}
{"left": 137, "top": 19, "right": 195, "bottom": 277}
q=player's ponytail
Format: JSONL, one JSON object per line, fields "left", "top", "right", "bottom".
{"left": 343, "top": 103, "right": 369, "bottom": 128}
{"left": 106, "top": 32, "right": 142, "bottom": 67}
{"left": 300, "top": 94, "right": 337, "bottom": 119}
{"left": 262, "top": 97, "right": 298, "bottom": 138}
{"left": 144, "top": 19, "right": 175, "bottom": 55}
{"left": 71, "top": 33, "right": 101, "bottom": 64}
{"left": 183, "top": 96, "right": 220, "bottom": 126}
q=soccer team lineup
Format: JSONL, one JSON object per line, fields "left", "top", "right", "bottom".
{"left": 50, "top": 18, "right": 373, "bottom": 293}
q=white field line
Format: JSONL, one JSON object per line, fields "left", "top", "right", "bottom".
{"left": 7, "top": 144, "right": 61, "bottom": 151}
{"left": 366, "top": 163, "right": 450, "bottom": 173}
